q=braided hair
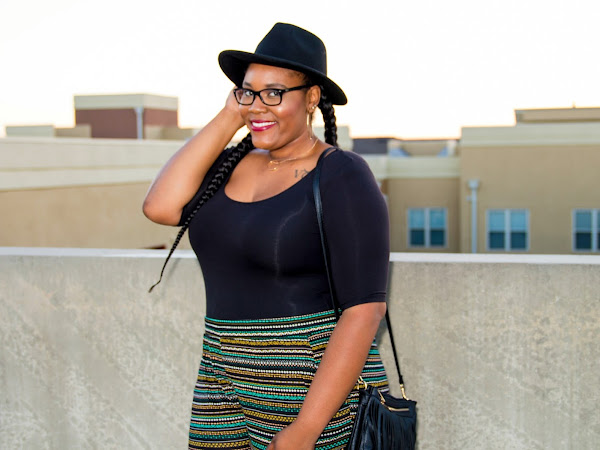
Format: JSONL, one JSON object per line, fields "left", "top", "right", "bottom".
{"left": 148, "top": 133, "right": 254, "bottom": 292}
{"left": 318, "top": 90, "right": 338, "bottom": 147}
{"left": 149, "top": 84, "right": 339, "bottom": 292}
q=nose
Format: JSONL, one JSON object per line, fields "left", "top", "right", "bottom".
{"left": 248, "top": 94, "right": 267, "bottom": 113}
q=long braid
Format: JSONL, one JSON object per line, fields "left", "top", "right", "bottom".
{"left": 318, "top": 92, "right": 338, "bottom": 147}
{"left": 148, "top": 133, "right": 254, "bottom": 292}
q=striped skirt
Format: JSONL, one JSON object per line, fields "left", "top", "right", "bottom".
{"left": 189, "top": 310, "right": 388, "bottom": 450}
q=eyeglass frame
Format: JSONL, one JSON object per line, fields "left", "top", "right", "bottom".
{"left": 233, "top": 84, "right": 313, "bottom": 106}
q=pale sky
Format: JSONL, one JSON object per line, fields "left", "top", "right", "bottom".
{"left": 1, "top": 0, "right": 599, "bottom": 138}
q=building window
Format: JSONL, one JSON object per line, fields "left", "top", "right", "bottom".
{"left": 487, "top": 209, "right": 529, "bottom": 251}
{"left": 573, "top": 209, "right": 600, "bottom": 252}
{"left": 408, "top": 208, "right": 447, "bottom": 248}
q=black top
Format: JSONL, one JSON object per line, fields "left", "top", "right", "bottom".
{"left": 186, "top": 149, "right": 390, "bottom": 320}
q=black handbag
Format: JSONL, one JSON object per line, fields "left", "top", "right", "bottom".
{"left": 313, "top": 148, "right": 418, "bottom": 450}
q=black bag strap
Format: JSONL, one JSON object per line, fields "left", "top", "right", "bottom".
{"left": 312, "top": 147, "right": 407, "bottom": 393}
{"left": 313, "top": 147, "right": 341, "bottom": 320}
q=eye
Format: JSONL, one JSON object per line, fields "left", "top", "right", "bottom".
{"left": 243, "top": 89, "right": 254, "bottom": 97}
{"left": 265, "top": 89, "right": 280, "bottom": 98}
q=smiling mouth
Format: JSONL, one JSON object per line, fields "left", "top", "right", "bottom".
{"left": 250, "top": 121, "right": 276, "bottom": 131}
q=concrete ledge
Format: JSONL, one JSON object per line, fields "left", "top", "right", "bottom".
{"left": 362, "top": 156, "right": 460, "bottom": 180}
{"left": 74, "top": 93, "right": 179, "bottom": 111}
{"left": 1, "top": 249, "right": 598, "bottom": 449}
{"left": 389, "top": 251, "right": 600, "bottom": 265}
{"left": 460, "top": 122, "right": 600, "bottom": 147}
{"left": 0, "top": 137, "right": 183, "bottom": 190}
{"left": 0, "top": 247, "right": 197, "bottom": 258}
{"left": 4, "top": 247, "right": 600, "bottom": 264}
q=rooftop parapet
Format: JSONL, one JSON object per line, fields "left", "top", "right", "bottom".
{"left": 1, "top": 248, "right": 598, "bottom": 449}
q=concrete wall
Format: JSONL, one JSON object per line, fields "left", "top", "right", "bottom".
{"left": 1, "top": 248, "right": 598, "bottom": 449}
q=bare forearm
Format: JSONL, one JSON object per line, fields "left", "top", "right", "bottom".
{"left": 143, "top": 94, "right": 245, "bottom": 225}
{"left": 295, "top": 302, "right": 386, "bottom": 441}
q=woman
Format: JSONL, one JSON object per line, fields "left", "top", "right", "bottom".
{"left": 143, "top": 23, "right": 390, "bottom": 450}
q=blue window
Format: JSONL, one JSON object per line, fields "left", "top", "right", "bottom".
{"left": 573, "top": 209, "right": 600, "bottom": 252}
{"left": 408, "top": 208, "right": 447, "bottom": 248}
{"left": 487, "top": 209, "right": 529, "bottom": 251}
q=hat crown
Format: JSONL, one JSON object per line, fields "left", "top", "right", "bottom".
{"left": 218, "top": 22, "right": 347, "bottom": 104}
{"left": 254, "top": 23, "right": 327, "bottom": 76}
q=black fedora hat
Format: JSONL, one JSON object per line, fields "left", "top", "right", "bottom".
{"left": 219, "top": 23, "right": 347, "bottom": 105}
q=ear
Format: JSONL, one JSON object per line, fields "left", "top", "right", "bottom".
{"left": 306, "top": 85, "right": 322, "bottom": 111}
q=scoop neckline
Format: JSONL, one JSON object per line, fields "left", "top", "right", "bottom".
{"left": 223, "top": 165, "right": 315, "bottom": 205}
{"left": 223, "top": 147, "right": 337, "bottom": 205}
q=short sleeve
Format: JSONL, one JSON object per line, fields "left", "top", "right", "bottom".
{"left": 320, "top": 151, "right": 390, "bottom": 310}
{"left": 178, "top": 149, "right": 231, "bottom": 226}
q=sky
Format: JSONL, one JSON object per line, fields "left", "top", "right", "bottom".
{"left": 0, "top": 0, "right": 599, "bottom": 139}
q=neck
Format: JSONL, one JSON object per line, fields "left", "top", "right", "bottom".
{"left": 269, "top": 133, "right": 315, "bottom": 157}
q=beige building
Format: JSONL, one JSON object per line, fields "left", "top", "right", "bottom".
{"left": 371, "top": 107, "right": 600, "bottom": 254}
{"left": 6, "top": 93, "right": 200, "bottom": 140}
{"left": 0, "top": 93, "right": 351, "bottom": 250}
{"left": 371, "top": 140, "right": 461, "bottom": 253}
{"left": 2, "top": 96, "right": 599, "bottom": 254}
{"left": 458, "top": 109, "right": 600, "bottom": 254}
{"left": 0, "top": 136, "right": 185, "bottom": 249}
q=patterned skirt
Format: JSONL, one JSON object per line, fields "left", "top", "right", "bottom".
{"left": 189, "top": 310, "right": 388, "bottom": 450}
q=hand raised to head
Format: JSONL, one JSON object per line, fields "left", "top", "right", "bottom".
{"left": 224, "top": 88, "right": 245, "bottom": 130}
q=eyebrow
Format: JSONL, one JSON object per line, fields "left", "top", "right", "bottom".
{"left": 241, "top": 82, "right": 288, "bottom": 89}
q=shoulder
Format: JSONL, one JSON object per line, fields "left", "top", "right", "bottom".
{"left": 318, "top": 148, "right": 388, "bottom": 222}
{"left": 320, "top": 148, "right": 376, "bottom": 184}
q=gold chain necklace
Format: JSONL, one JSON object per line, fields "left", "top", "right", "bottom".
{"left": 267, "top": 138, "right": 318, "bottom": 171}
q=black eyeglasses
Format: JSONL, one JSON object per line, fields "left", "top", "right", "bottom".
{"left": 233, "top": 84, "right": 312, "bottom": 106}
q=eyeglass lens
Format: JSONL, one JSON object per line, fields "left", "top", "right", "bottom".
{"left": 235, "top": 89, "right": 282, "bottom": 106}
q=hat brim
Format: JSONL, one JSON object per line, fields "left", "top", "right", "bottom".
{"left": 219, "top": 50, "right": 347, "bottom": 105}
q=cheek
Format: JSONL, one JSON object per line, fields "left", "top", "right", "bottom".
{"left": 239, "top": 105, "right": 250, "bottom": 120}
{"left": 276, "top": 104, "right": 307, "bottom": 129}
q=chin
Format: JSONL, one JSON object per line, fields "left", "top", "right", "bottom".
{"left": 250, "top": 135, "right": 278, "bottom": 151}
